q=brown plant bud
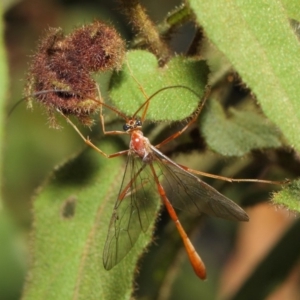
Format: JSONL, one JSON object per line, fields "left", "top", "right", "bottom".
{"left": 67, "top": 20, "right": 126, "bottom": 72}
{"left": 25, "top": 21, "right": 126, "bottom": 127}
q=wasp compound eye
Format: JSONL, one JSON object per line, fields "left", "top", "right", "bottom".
{"left": 123, "top": 124, "right": 131, "bottom": 131}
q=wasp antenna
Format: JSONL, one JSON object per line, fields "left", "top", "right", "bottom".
{"left": 8, "top": 89, "right": 84, "bottom": 118}
{"left": 7, "top": 97, "right": 28, "bottom": 117}
{"left": 23, "top": 88, "right": 129, "bottom": 122}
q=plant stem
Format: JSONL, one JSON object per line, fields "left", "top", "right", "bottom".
{"left": 119, "top": 0, "right": 171, "bottom": 64}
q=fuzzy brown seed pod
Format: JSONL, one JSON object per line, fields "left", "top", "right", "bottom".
{"left": 66, "top": 21, "right": 125, "bottom": 72}
{"left": 25, "top": 21, "right": 126, "bottom": 127}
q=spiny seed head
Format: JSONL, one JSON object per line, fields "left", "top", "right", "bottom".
{"left": 67, "top": 20, "right": 126, "bottom": 72}
{"left": 25, "top": 21, "right": 126, "bottom": 127}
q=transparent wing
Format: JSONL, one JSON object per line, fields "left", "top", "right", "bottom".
{"left": 103, "top": 146, "right": 248, "bottom": 270}
{"left": 152, "top": 146, "right": 249, "bottom": 222}
{"left": 103, "top": 152, "right": 159, "bottom": 270}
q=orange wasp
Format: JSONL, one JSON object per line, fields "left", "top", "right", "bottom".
{"left": 60, "top": 83, "right": 257, "bottom": 280}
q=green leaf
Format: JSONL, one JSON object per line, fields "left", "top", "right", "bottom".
{"left": 201, "top": 99, "right": 282, "bottom": 156}
{"left": 272, "top": 179, "right": 300, "bottom": 213}
{"left": 22, "top": 139, "right": 160, "bottom": 300}
{"left": 189, "top": 0, "right": 300, "bottom": 151}
{"left": 282, "top": 0, "right": 300, "bottom": 21}
{"left": 109, "top": 50, "right": 209, "bottom": 121}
